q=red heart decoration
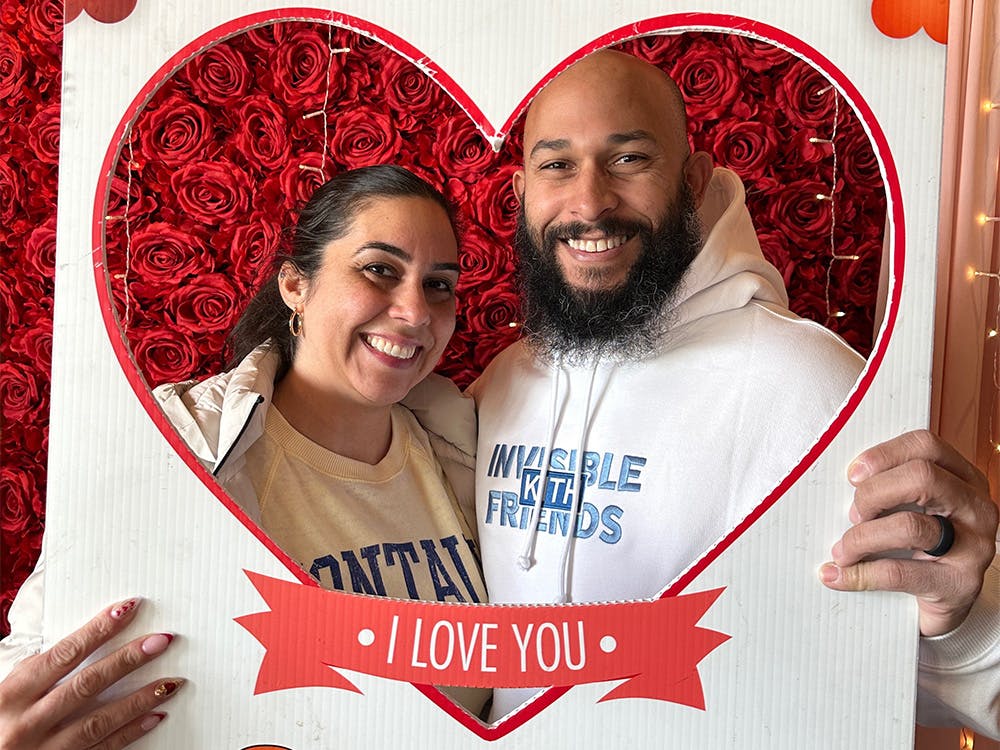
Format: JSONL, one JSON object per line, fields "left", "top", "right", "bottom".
{"left": 91, "top": 10, "right": 901, "bottom": 739}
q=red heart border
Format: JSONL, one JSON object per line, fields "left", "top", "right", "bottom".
{"left": 89, "top": 8, "right": 903, "bottom": 741}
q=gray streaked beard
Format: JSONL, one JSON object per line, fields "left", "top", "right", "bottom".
{"left": 514, "top": 184, "right": 704, "bottom": 365}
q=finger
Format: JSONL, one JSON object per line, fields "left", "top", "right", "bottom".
{"left": 849, "top": 429, "right": 988, "bottom": 492}
{"left": 35, "top": 633, "right": 174, "bottom": 728}
{"left": 832, "top": 512, "right": 947, "bottom": 566}
{"left": 49, "top": 678, "right": 184, "bottom": 750}
{"left": 850, "top": 459, "right": 978, "bottom": 521}
{"left": 85, "top": 713, "right": 166, "bottom": 750}
{"left": 3, "top": 598, "right": 143, "bottom": 703}
{"left": 819, "top": 556, "right": 954, "bottom": 597}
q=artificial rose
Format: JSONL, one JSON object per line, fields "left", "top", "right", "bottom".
{"left": 140, "top": 93, "right": 215, "bottom": 167}
{"left": 178, "top": 39, "right": 252, "bottom": 107}
{"left": 266, "top": 24, "right": 344, "bottom": 111}
{"left": 669, "top": 35, "right": 748, "bottom": 121}
{"left": 329, "top": 105, "right": 403, "bottom": 170}
{"left": 463, "top": 285, "right": 521, "bottom": 371}
{"left": 129, "top": 222, "right": 212, "bottom": 282}
{"left": 130, "top": 325, "right": 204, "bottom": 386}
{"left": 775, "top": 62, "right": 845, "bottom": 130}
{"left": 164, "top": 272, "right": 243, "bottom": 337}
{"left": 170, "top": 160, "right": 252, "bottom": 225}
{"left": 839, "top": 124, "right": 884, "bottom": 193}
{"left": 754, "top": 227, "right": 797, "bottom": 287}
{"left": 617, "top": 33, "right": 687, "bottom": 70}
{"left": 335, "top": 46, "right": 376, "bottom": 102}
{"left": 229, "top": 216, "right": 282, "bottom": 292}
{"left": 711, "top": 118, "right": 779, "bottom": 185}
{"left": 0, "top": 360, "right": 46, "bottom": 426}
{"left": 729, "top": 35, "right": 795, "bottom": 73}
{"left": 468, "top": 163, "right": 520, "bottom": 241}
{"left": 7, "top": 304, "right": 53, "bottom": 375}
{"left": 766, "top": 178, "right": 833, "bottom": 246}
{"left": 457, "top": 227, "right": 516, "bottom": 294}
{"left": 432, "top": 117, "right": 495, "bottom": 180}
{"left": 0, "top": 464, "right": 44, "bottom": 539}
{"left": 27, "top": 101, "right": 60, "bottom": 165}
{"left": 0, "top": 31, "right": 27, "bottom": 104}
{"left": 0, "top": 155, "right": 23, "bottom": 224}
{"left": 24, "top": 0, "right": 60, "bottom": 62}
{"left": 380, "top": 53, "right": 450, "bottom": 131}
{"left": 231, "top": 95, "right": 291, "bottom": 171}
{"left": 832, "top": 239, "right": 882, "bottom": 309}
{"left": 256, "top": 152, "right": 327, "bottom": 213}
{"left": 24, "top": 217, "right": 56, "bottom": 278}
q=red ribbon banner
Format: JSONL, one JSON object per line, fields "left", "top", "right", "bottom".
{"left": 235, "top": 571, "right": 730, "bottom": 710}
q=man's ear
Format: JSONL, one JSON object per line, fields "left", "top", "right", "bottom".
{"left": 277, "top": 261, "right": 308, "bottom": 310}
{"left": 512, "top": 168, "right": 525, "bottom": 206}
{"left": 683, "top": 151, "right": 714, "bottom": 207}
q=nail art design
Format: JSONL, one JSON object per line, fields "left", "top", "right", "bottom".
{"left": 153, "top": 679, "right": 184, "bottom": 698}
{"left": 110, "top": 598, "right": 140, "bottom": 619}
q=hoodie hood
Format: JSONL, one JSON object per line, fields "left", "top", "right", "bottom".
{"left": 668, "top": 167, "right": 789, "bottom": 329}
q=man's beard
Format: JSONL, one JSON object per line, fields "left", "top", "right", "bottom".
{"left": 514, "top": 184, "right": 704, "bottom": 364}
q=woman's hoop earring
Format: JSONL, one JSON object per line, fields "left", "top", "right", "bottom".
{"left": 288, "top": 308, "right": 303, "bottom": 338}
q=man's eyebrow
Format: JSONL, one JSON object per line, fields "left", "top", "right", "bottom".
{"left": 356, "top": 242, "right": 459, "bottom": 272}
{"left": 528, "top": 131, "right": 657, "bottom": 160}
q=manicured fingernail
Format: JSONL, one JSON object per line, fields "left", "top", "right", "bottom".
{"left": 153, "top": 679, "right": 184, "bottom": 699}
{"left": 141, "top": 633, "right": 174, "bottom": 656}
{"left": 140, "top": 713, "right": 165, "bottom": 732}
{"left": 110, "top": 598, "right": 142, "bottom": 620}
{"left": 819, "top": 563, "right": 840, "bottom": 584}
{"left": 847, "top": 459, "right": 870, "bottom": 484}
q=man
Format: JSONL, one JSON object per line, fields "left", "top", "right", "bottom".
{"left": 470, "top": 50, "right": 999, "bottom": 731}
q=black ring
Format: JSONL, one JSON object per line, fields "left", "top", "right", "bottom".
{"left": 923, "top": 514, "right": 955, "bottom": 557}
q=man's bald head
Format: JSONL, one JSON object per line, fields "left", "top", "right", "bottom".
{"left": 523, "top": 49, "right": 692, "bottom": 167}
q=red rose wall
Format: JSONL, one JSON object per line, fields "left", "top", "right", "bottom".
{"left": 3, "top": 0, "right": 951, "bottom": 748}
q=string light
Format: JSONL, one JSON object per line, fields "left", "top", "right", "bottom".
{"left": 813, "top": 83, "right": 861, "bottom": 323}
{"left": 983, "top": 100, "right": 999, "bottom": 113}
{"left": 298, "top": 24, "right": 350, "bottom": 181}
{"left": 977, "top": 213, "right": 1000, "bottom": 225}
{"left": 104, "top": 130, "right": 137, "bottom": 332}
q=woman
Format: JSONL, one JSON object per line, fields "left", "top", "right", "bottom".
{"left": 0, "top": 165, "right": 486, "bottom": 747}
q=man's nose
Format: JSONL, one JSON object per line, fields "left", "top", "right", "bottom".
{"left": 390, "top": 281, "right": 432, "bottom": 327}
{"left": 570, "top": 165, "right": 618, "bottom": 221}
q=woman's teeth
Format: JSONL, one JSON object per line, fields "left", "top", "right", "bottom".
{"left": 366, "top": 335, "right": 417, "bottom": 360}
{"left": 565, "top": 235, "right": 627, "bottom": 253}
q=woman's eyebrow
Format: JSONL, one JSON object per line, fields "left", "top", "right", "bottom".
{"left": 356, "top": 242, "right": 460, "bottom": 272}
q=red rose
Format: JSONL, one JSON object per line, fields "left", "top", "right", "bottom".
{"left": 170, "top": 160, "right": 252, "bottom": 225}
{"left": 24, "top": 216, "right": 56, "bottom": 278}
{"left": 462, "top": 285, "right": 521, "bottom": 371}
{"left": 329, "top": 105, "right": 403, "bottom": 170}
{"left": 839, "top": 124, "right": 884, "bottom": 193}
{"left": 755, "top": 227, "right": 797, "bottom": 286}
{"left": 432, "top": 117, "right": 495, "bottom": 180}
{"left": 0, "top": 360, "right": 47, "bottom": 426}
{"left": 380, "top": 54, "right": 450, "bottom": 131}
{"left": 178, "top": 39, "right": 252, "bottom": 107}
{"left": 131, "top": 325, "right": 203, "bottom": 386}
{"left": 230, "top": 95, "right": 291, "bottom": 171}
{"left": 165, "top": 273, "right": 243, "bottom": 336}
{"left": 468, "top": 163, "right": 520, "bottom": 241}
{"left": 729, "top": 34, "right": 795, "bottom": 74}
{"left": 7, "top": 306, "right": 53, "bottom": 376}
{"left": 457, "top": 226, "right": 516, "bottom": 293}
{"left": 229, "top": 217, "right": 282, "bottom": 290}
{"left": 24, "top": 0, "right": 60, "bottom": 61}
{"left": 711, "top": 118, "right": 779, "bottom": 185}
{"left": 832, "top": 240, "right": 882, "bottom": 308}
{"left": 266, "top": 25, "right": 345, "bottom": 111}
{"left": 766, "top": 179, "right": 833, "bottom": 246}
{"left": 0, "top": 31, "right": 28, "bottom": 104}
{"left": 140, "top": 93, "right": 214, "bottom": 167}
{"left": 256, "top": 152, "right": 327, "bottom": 213}
{"left": 105, "top": 173, "right": 158, "bottom": 225}
{"left": 27, "top": 101, "right": 59, "bottom": 165}
{"left": 129, "top": 222, "right": 212, "bottom": 282}
{"left": 1, "top": 464, "right": 44, "bottom": 539}
{"left": 775, "top": 62, "right": 844, "bottom": 130}
{"left": 617, "top": 33, "right": 687, "bottom": 69}
{"left": 669, "top": 35, "right": 747, "bottom": 121}
{"left": 0, "top": 155, "right": 23, "bottom": 224}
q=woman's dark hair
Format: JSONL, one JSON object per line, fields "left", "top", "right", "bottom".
{"left": 226, "top": 164, "right": 455, "bottom": 378}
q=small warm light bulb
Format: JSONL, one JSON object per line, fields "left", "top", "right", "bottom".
{"left": 960, "top": 726, "right": 975, "bottom": 749}
{"left": 831, "top": 311, "right": 846, "bottom": 318}
{"left": 988, "top": 329, "right": 998, "bottom": 339}
{"left": 984, "top": 100, "right": 999, "bottom": 114}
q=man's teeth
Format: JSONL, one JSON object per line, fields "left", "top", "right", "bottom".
{"left": 566, "top": 236, "right": 627, "bottom": 253}
{"left": 366, "top": 335, "right": 417, "bottom": 360}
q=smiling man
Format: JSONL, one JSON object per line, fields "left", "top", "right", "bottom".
{"left": 469, "top": 49, "right": 999, "bottom": 732}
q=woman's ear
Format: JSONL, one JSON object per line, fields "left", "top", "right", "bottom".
{"left": 277, "top": 262, "right": 308, "bottom": 310}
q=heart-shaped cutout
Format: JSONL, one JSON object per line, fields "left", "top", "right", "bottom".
{"left": 92, "top": 10, "right": 899, "bottom": 739}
